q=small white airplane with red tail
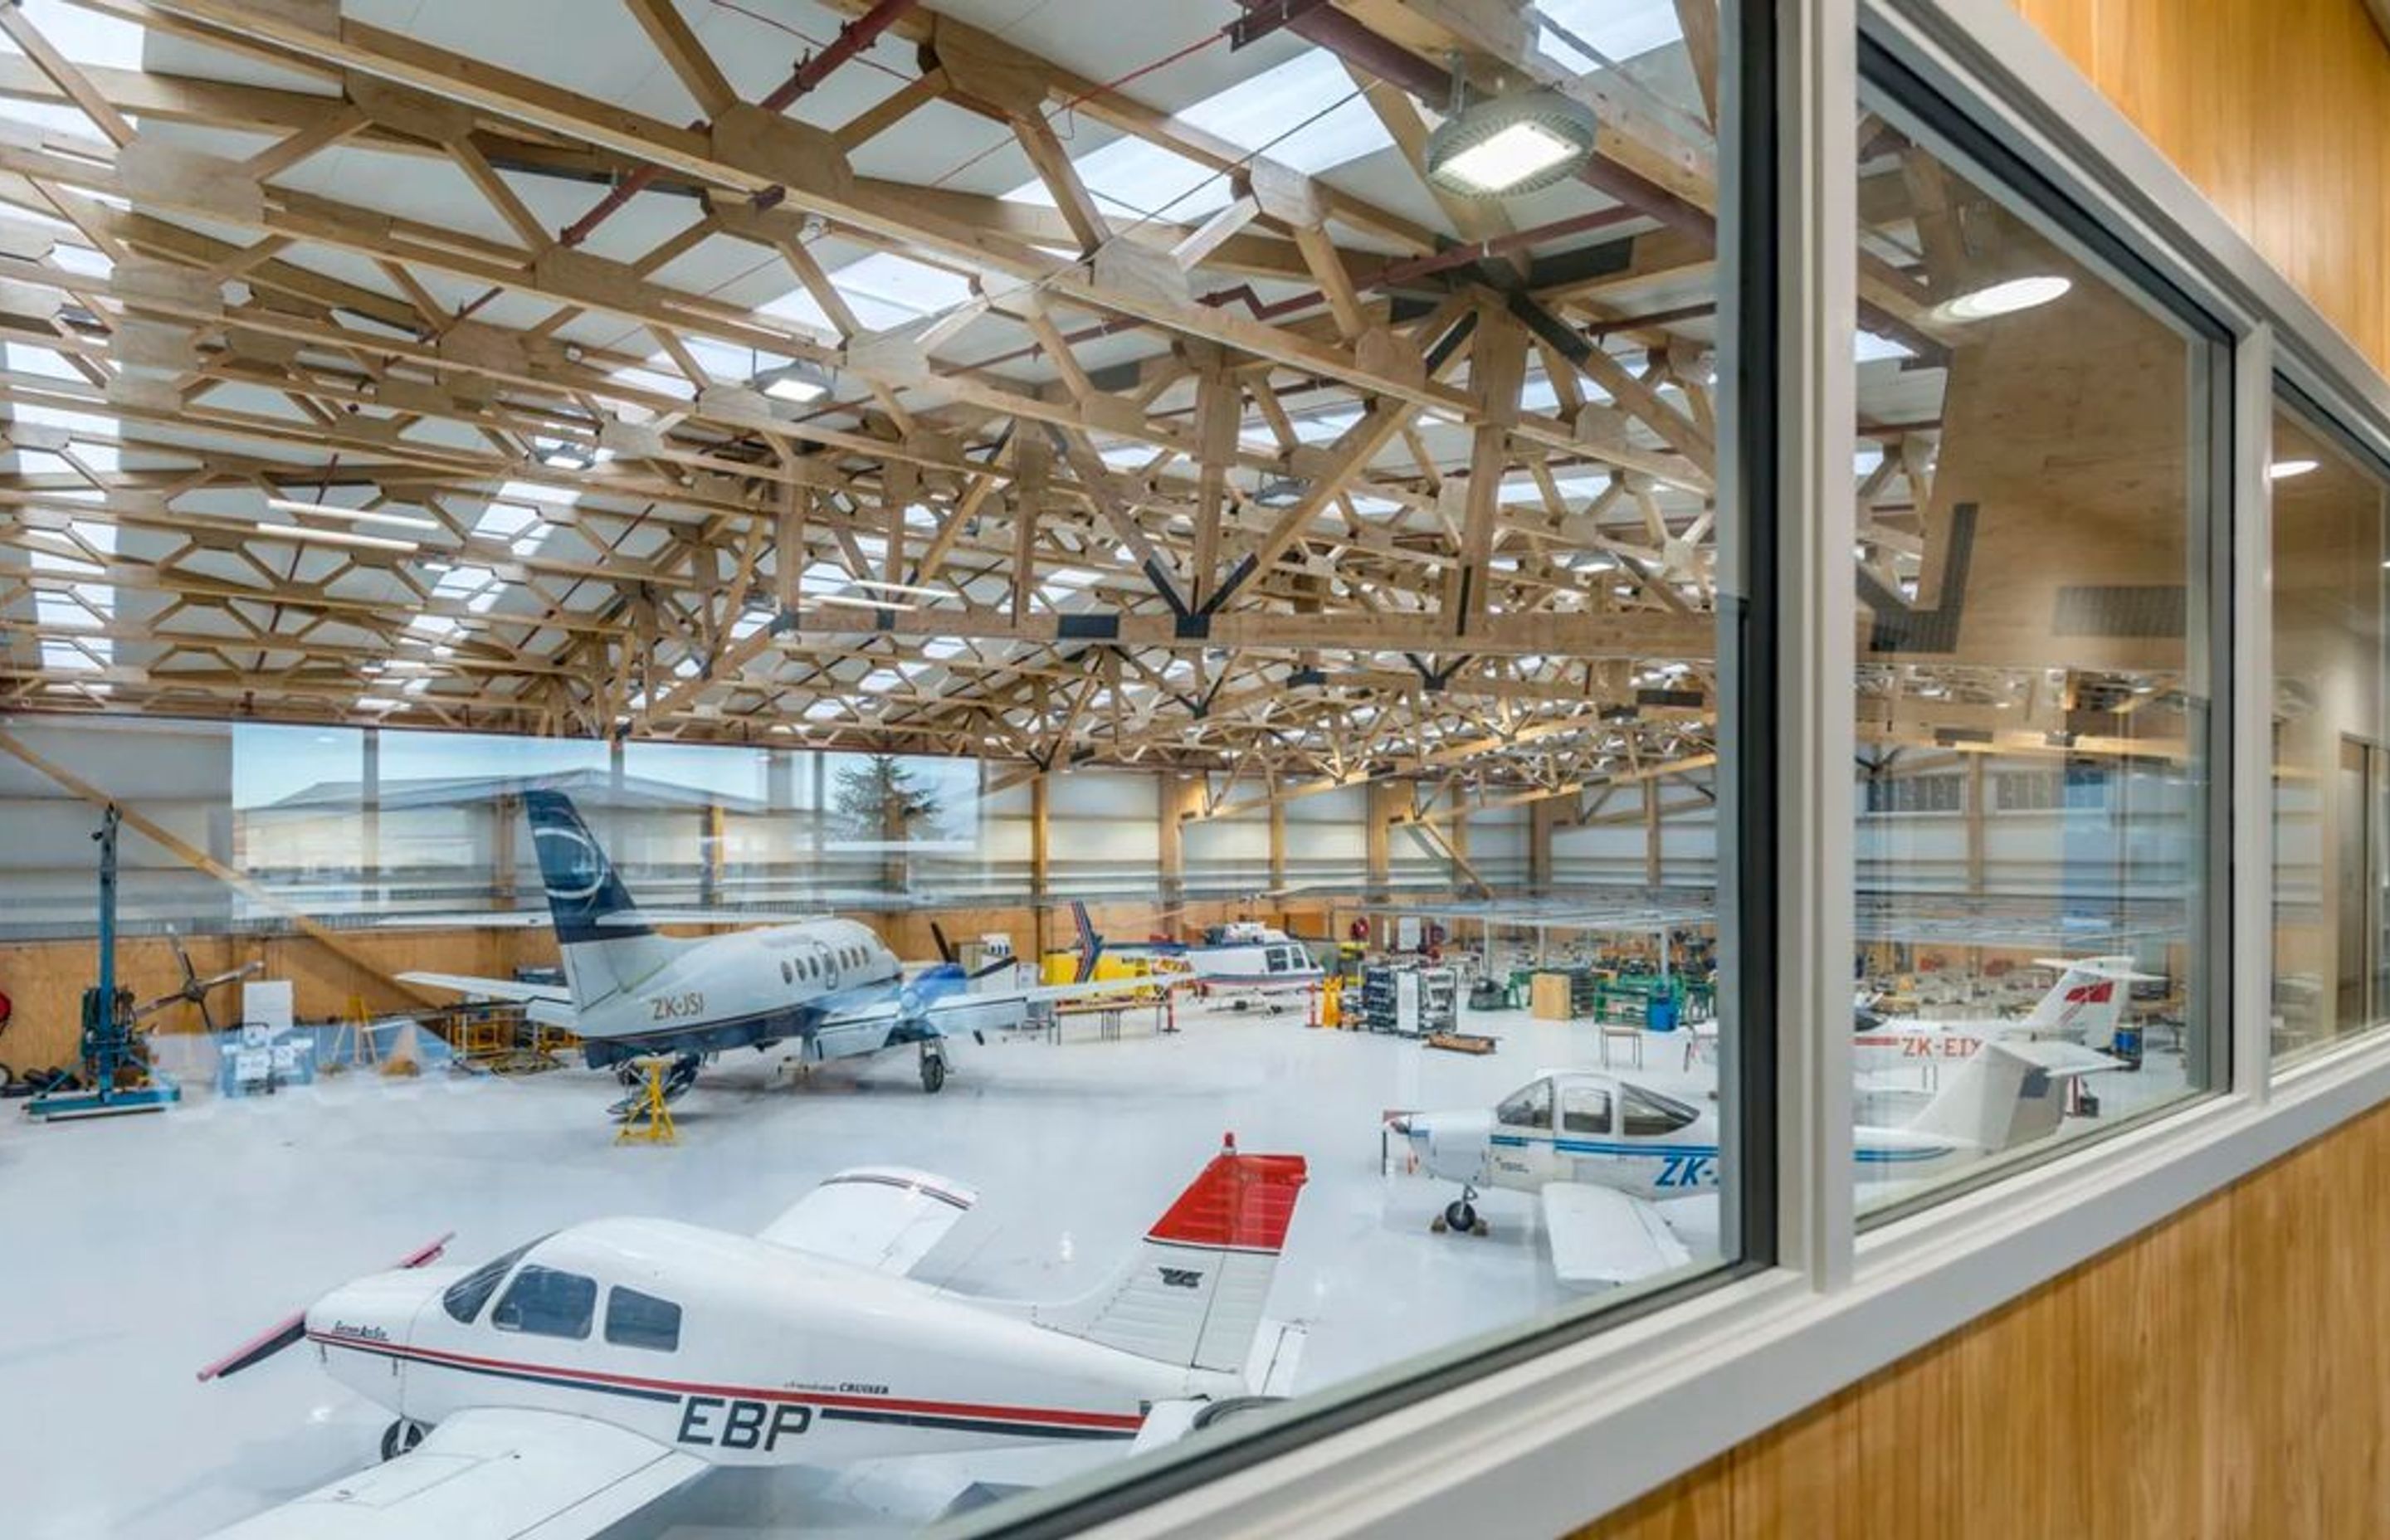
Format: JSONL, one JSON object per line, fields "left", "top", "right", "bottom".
{"left": 198, "top": 1138, "right": 1309, "bottom": 1538}
{"left": 1851, "top": 956, "right": 2161, "bottom": 1074}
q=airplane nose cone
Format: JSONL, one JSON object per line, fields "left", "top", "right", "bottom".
{"left": 1385, "top": 1113, "right": 1413, "bottom": 1136}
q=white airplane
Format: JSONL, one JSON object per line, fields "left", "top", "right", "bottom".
{"left": 1850, "top": 956, "right": 2159, "bottom": 1074}
{"left": 1071, "top": 902, "right": 1329, "bottom": 1001}
{"left": 1388, "top": 1037, "right": 2121, "bottom": 1286}
{"left": 401, "top": 790, "right": 1119, "bottom": 1103}
{"left": 197, "top": 1138, "right": 1310, "bottom": 1538}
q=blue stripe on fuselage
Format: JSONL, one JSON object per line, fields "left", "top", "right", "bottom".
{"left": 1490, "top": 1133, "right": 1950, "bottom": 1164}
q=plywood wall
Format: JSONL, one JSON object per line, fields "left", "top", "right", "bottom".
{"left": 1571, "top": 1095, "right": 2390, "bottom": 1538}
{"left": 2008, "top": 0, "right": 2390, "bottom": 373}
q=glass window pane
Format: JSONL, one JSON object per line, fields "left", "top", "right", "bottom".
{"left": 603, "top": 1288, "right": 683, "bottom": 1352}
{"left": 491, "top": 1265, "right": 598, "bottom": 1340}
{"left": 2270, "top": 395, "right": 2390, "bottom": 1060}
{"left": 1851, "top": 93, "right": 2217, "bottom": 1213}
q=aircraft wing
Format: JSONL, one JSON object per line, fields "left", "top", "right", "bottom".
{"left": 757, "top": 1165, "right": 979, "bottom": 1275}
{"left": 1539, "top": 1182, "right": 1694, "bottom": 1288}
{"left": 398, "top": 972, "right": 576, "bottom": 1030}
{"left": 1015, "top": 975, "right": 1185, "bottom": 1006}
{"left": 208, "top": 1406, "right": 705, "bottom": 1539}
{"left": 398, "top": 972, "right": 572, "bottom": 1007}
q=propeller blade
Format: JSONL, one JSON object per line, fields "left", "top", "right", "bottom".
{"left": 930, "top": 921, "right": 954, "bottom": 965}
{"left": 968, "top": 957, "right": 1013, "bottom": 980}
{"left": 194, "top": 1312, "right": 306, "bottom": 1383}
{"left": 194, "top": 1232, "right": 452, "bottom": 1384}
{"left": 173, "top": 935, "right": 198, "bottom": 989}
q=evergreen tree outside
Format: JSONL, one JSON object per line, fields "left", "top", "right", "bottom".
{"left": 830, "top": 754, "right": 943, "bottom": 889}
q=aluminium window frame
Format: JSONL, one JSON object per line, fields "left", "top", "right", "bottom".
{"left": 958, "top": 5, "right": 2390, "bottom": 1540}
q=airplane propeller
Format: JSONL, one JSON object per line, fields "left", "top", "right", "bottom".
{"left": 135, "top": 935, "right": 262, "bottom": 1036}
{"left": 195, "top": 1231, "right": 454, "bottom": 1383}
{"left": 930, "top": 921, "right": 955, "bottom": 965}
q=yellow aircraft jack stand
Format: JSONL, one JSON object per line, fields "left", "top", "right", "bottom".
{"left": 614, "top": 1059, "right": 678, "bottom": 1146}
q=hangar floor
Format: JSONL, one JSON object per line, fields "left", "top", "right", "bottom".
{"left": 0, "top": 1000, "right": 2192, "bottom": 1538}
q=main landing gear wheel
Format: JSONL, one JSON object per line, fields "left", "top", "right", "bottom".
{"left": 379, "top": 1419, "right": 428, "bottom": 1461}
{"left": 919, "top": 1045, "right": 947, "bottom": 1094}
{"left": 1432, "top": 1197, "right": 1490, "bottom": 1237}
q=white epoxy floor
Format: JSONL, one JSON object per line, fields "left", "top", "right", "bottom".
{"left": 0, "top": 1001, "right": 2195, "bottom": 1538}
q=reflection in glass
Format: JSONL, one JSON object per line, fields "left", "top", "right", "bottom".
{"left": 2270, "top": 398, "right": 2390, "bottom": 1060}
{"left": 1850, "top": 104, "right": 2215, "bottom": 1211}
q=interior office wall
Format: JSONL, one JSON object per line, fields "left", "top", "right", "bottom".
{"left": 1562, "top": 0, "right": 2390, "bottom": 1532}
{"left": 1569, "top": 1096, "right": 2390, "bottom": 1539}
{"left": 2009, "top": 0, "right": 2390, "bottom": 373}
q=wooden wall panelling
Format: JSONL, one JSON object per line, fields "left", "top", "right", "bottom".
{"left": 1569, "top": 1101, "right": 2390, "bottom": 1538}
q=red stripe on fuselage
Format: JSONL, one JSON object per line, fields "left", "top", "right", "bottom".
{"left": 305, "top": 1332, "right": 1144, "bottom": 1430}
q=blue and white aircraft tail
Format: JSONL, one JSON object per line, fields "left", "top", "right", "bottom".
{"left": 1391, "top": 1036, "right": 2122, "bottom": 1287}
{"left": 399, "top": 791, "right": 1122, "bottom": 1110}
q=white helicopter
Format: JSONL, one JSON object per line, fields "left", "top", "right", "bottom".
{"left": 197, "top": 1138, "right": 1310, "bottom": 1538}
{"left": 1389, "top": 1036, "right": 2121, "bottom": 1286}
{"left": 1850, "top": 956, "right": 2160, "bottom": 1074}
{"left": 1068, "top": 902, "right": 1329, "bottom": 1002}
{"left": 402, "top": 790, "right": 1123, "bottom": 1108}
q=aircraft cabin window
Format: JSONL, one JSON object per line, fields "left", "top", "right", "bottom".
{"left": 1495, "top": 1082, "right": 1554, "bottom": 1131}
{"left": 604, "top": 1287, "right": 683, "bottom": 1352}
{"left": 781, "top": 959, "right": 793, "bottom": 984}
{"left": 1562, "top": 1085, "right": 1613, "bottom": 1135}
{"left": 1621, "top": 1086, "right": 1701, "bottom": 1138}
{"left": 441, "top": 1240, "right": 537, "bottom": 1324}
{"left": 491, "top": 1265, "right": 598, "bottom": 1340}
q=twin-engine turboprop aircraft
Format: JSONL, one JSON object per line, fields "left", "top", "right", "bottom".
{"left": 402, "top": 790, "right": 1124, "bottom": 1100}
{"left": 1391, "top": 1037, "right": 2121, "bottom": 1286}
{"left": 198, "top": 1139, "right": 1310, "bottom": 1538}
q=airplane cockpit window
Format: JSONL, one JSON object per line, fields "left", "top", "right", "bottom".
{"left": 1621, "top": 1085, "right": 1702, "bottom": 1137}
{"left": 603, "top": 1287, "right": 683, "bottom": 1352}
{"left": 1562, "top": 1084, "right": 1614, "bottom": 1135}
{"left": 440, "top": 1239, "right": 539, "bottom": 1324}
{"left": 1495, "top": 1081, "right": 1554, "bottom": 1131}
{"left": 491, "top": 1265, "right": 598, "bottom": 1340}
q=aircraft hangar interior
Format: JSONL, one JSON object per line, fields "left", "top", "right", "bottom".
{"left": 0, "top": 1, "right": 2375, "bottom": 1537}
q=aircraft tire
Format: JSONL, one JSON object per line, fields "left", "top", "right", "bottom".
{"left": 920, "top": 1053, "right": 947, "bottom": 1094}
{"left": 1443, "top": 1200, "right": 1478, "bottom": 1234}
{"left": 380, "top": 1419, "right": 428, "bottom": 1461}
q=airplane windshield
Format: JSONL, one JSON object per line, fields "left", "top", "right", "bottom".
{"left": 440, "top": 1236, "right": 544, "bottom": 1324}
{"left": 1495, "top": 1082, "right": 1554, "bottom": 1130}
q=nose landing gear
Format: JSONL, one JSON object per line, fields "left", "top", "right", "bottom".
{"left": 379, "top": 1418, "right": 430, "bottom": 1461}
{"left": 1429, "top": 1186, "right": 1490, "bottom": 1237}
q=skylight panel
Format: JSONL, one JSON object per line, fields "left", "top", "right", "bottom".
{"left": 1178, "top": 49, "right": 1395, "bottom": 177}
{"left": 1001, "top": 50, "right": 1397, "bottom": 225}
{"left": 822, "top": 253, "right": 976, "bottom": 328}
{"left": 1532, "top": 0, "right": 1685, "bottom": 71}
{"left": 13, "top": 1, "right": 144, "bottom": 71}
{"left": 1855, "top": 329, "right": 1913, "bottom": 363}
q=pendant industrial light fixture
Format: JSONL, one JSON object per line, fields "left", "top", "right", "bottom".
{"left": 1423, "top": 59, "right": 1599, "bottom": 199}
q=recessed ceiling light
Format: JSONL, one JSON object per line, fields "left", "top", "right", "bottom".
{"left": 1935, "top": 275, "right": 2072, "bottom": 322}
{"left": 2269, "top": 458, "right": 2319, "bottom": 480}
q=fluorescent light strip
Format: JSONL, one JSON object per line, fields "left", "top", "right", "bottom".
{"left": 848, "top": 577, "right": 951, "bottom": 598}
{"left": 212, "top": 518, "right": 418, "bottom": 553}
{"left": 266, "top": 496, "right": 440, "bottom": 532}
{"left": 807, "top": 592, "right": 917, "bottom": 612}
